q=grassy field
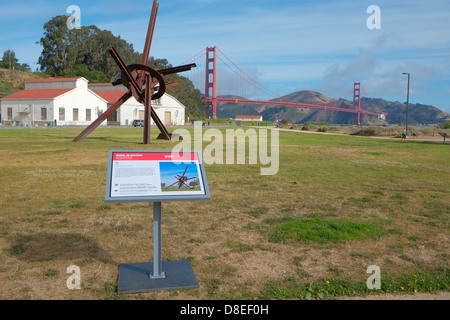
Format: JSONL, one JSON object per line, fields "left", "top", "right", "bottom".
{"left": 0, "top": 126, "right": 448, "bottom": 300}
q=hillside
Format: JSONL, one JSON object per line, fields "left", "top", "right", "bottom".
{"left": 0, "top": 68, "right": 48, "bottom": 99}
{"left": 217, "top": 90, "right": 450, "bottom": 125}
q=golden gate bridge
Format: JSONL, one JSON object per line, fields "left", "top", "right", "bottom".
{"left": 181, "top": 46, "right": 381, "bottom": 125}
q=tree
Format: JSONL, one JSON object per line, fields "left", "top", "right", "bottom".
{"left": 438, "top": 120, "right": 450, "bottom": 129}
{"left": 61, "top": 64, "right": 109, "bottom": 83}
{"left": 37, "top": 16, "right": 74, "bottom": 75}
{"left": 146, "top": 56, "right": 206, "bottom": 117}
{"left": 1, "top": 50, "right": 18, "bottom": 69}
{"left": 0, "top": 50, "right": 31, "bottom": 71}
{"left": 37, "top": 16, "right": 141, "bottom": 78}
{"left": 166, "top": 75, "right": 206, "bottom": 119}
{"left": 80, "top": 28, "right": 142, "bottom": 80}
{"left": 189, "top": 179, "right": 200, "bottom": 187}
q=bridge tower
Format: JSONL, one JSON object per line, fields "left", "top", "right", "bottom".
{"left": 353, "top": 82, "right": 361, "bottom": 125}
{"left": 205, "top": 46, "right": 217, "bottom": 119}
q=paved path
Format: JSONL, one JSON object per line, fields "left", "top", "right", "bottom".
{"left": 275, "top": 127, "right": 448, "bottom": 143}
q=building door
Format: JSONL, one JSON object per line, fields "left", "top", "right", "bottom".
{"left": 164, "top": 112, "right": 171, "bottom": 126}
{"left": 107, "top": 109, "right": 118, "bottom": 125}
{"left": 139, "top": 110, "right": 145, "bottom": 120}
{"left": 41, "top": 107, "right": 47, "bottom": 121}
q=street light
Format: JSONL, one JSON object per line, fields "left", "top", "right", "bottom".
{"left": 402, "top": 72, "right": 410, "bottom": 133}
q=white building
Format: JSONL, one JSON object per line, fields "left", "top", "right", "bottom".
{"left": 1, "top": 77, "right": 186, "bottom": 127}
{"left": 235, "top": 115, "right": 263, "bottom": 122}
{"left": 1, "top": 77, "right": 108, "bottom": 127}
{"left": 89, "top": 83, "right": 185, "bottom": 126}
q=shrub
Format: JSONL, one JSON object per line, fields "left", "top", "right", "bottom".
{"left": 351, "top": 127, "right": 376, "bottom": 136}
{"left": 438, "top": 121, "right": 450, "bottom": 129}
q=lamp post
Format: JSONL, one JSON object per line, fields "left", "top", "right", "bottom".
{"left": 402, "top": 73, "right": 410, "bottom": 133}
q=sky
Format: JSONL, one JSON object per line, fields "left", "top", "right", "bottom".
{"left": 1, "top": 0, "right": 449, "bottom": 113}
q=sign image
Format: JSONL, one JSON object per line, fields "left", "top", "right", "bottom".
{"left": 105, "top": 151, "right": 210, "bottom": 202}
{"left": 160, "top": 163, "right": 201, "bottom": 192}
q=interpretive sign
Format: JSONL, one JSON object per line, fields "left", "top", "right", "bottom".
{"left": 106, "top": 150, "right": 210, "bottom": 293}
{"left": 105, "top": 150, "right": 210, "bottom": 203}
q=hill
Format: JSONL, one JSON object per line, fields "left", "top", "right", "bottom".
{"left": 217, "top": 90, "right": 450, "bottom": 125}
{"left": 0, "top": 68, "right": 48, "bottom": 99}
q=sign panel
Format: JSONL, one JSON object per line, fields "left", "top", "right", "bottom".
{"left": 105, "top": 150, "right": 210, "bottom": 202}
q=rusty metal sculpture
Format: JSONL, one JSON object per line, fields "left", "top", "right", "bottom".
{"left": 73, "top": 0, "right": 195, "bottom": 144}
{"left": 164, "top": 165, "right": 198, "bottom": 190}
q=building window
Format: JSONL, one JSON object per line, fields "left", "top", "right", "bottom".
{"left": 41, "top": 108, "right": 47, "bottom": 121}
{"left": 86, "top": 109, "right": 91, "bottom": 122}
{"left": 73, "top": 108, "right": 79, "bottom": 121}
{"left": 7, "top": 107, "right": 13, "bottom": 121}
{"left": 59, "top": 107, "right": 65, "bottom": 121}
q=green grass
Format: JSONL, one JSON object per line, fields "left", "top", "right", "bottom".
{"left": 267, "top": 218, "right": 385, "bottom": 244}
{"left": 222, "top": 240, "right": 254, "bottom": 252}
{"left": 257, "top": 268, "right": 450, "bottom": 300}
{"left": 44, "top": 269, "right": 59, "bottom": 277}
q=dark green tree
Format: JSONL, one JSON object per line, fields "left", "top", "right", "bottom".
{"left": 438, "top": 120, "right": 450, "bottom": 129}
{"left": 80, "top": 29, "right": 142, "bottom": 80}
{"left": 0, "top": 50, "right": 31, "bottom": 71}
{"left": 37, "top": 16, "right": 75, "bottom": 75}
{"left": 37, "top": 16, "right": 141, "bottom": 78}
{"left": 61, "top": 64, "right": 109, "bottom": 83}
{"left": 0, "top": 50, "right": 18, "bottom": 69}
{"left": 166, "top": 75, "right": 206, "bottom": 119}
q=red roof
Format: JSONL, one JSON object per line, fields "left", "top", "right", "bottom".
{"left": 94, "top": 91, "right": 128, "bottom": 103}
{"left": 89, "top": 83, "right": 112, "bottom": 86}
{"left": 1, "top": 89, "right": 73, "bottom": 100}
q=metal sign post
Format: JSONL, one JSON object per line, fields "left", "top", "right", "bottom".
{"left": 105, "top": 150, "right": 210, "bottom": 293}
{"left": 150, "top": 202, "right": 164, "bottom": 279}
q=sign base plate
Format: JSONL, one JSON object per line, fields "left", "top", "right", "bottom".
{"left": 117, "top": 260, "right": 198, "bottom": 293}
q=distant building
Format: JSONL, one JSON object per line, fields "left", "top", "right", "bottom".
{"left": 1, "top": 77, "right": 186, "bottom": 127}
{"left": 235, "top": 115, "right": 263, "bottom": 122}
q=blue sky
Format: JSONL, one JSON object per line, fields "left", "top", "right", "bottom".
{"left": 1, "top": 0, "right": 449, "bottom": 113}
